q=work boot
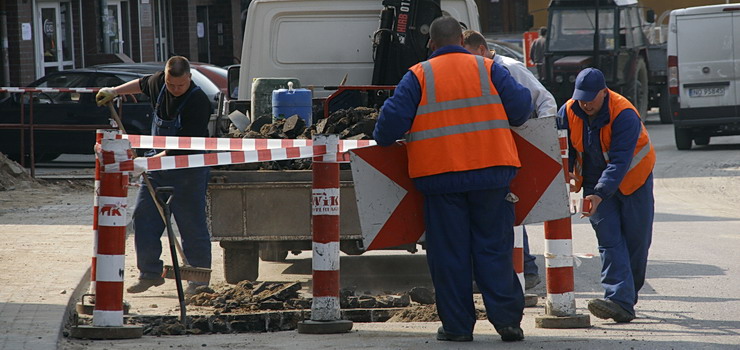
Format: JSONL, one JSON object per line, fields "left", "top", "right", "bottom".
{"left": 524, "top": 273, "right": 541, "bottom": 289}
{"left": 588, "top": 299, "right": 635, "bottom": 323}
{"left": 496, "top": 326, "right": 525, "bottom": 342}
{"left": 126, "top": 277, "right": 165, "bottom": 293}
{"left": 436, "top": 326, "right": 473, "bottom": 342}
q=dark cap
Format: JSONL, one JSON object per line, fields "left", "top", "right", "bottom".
{"left": 572, "top": 68, "right": 606, "bottom": 101}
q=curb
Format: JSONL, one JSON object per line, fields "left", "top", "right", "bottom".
{"left": 58, "top": 266, "right": 91, "bottom": 346}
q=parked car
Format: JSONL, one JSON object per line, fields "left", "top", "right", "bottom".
{"left": 486, "top": 39, "right": 525, "bottom": 63}
{"left": 0, "top": 63, "right": 224, "bottom": 162}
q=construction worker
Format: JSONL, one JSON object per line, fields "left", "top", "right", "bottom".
{"left": 373, "top": 16, "right": 532, "bottom": 342}
{"left": 557, "top": 68, "right": 655, "bottom": 323}
{"left": 530, "top": 27, "right": 547, "bottom": 79}
{"left": 463, "top": 30, "right": 558, "bottom": 290}
{"left": 96, "top": 56, "right": 212, "bottom": 296}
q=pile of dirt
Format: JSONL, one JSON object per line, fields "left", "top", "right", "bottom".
{"left": 223, "top": 107, "right": 378, "bottom": 171}
{"left": 0, "top": 152, "right": 37, "bottom": 191}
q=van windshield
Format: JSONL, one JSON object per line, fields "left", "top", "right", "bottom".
{"left": 548, "top": 9, "right": 616, "bottom": 52}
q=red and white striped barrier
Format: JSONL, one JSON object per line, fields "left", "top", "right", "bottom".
{"left": 297, "top": 134, "right": 353, "bottom": 334}
{"left": 93, "top": 138, "right": 131, "bottom": 327}
{"left": 89, "top": 130, "right": 121, "bottom": 298}
{"left": 102, "top": 136, "right": 375, "bottom": 174}
{"left": 543, "top": 129, "right": 577, "bottom": 317}
{"left": 0, "top": 87, "right": 100, "bottom": 93}
{"left": 513, "top": 225, "right": 525, "bottom": 295}
{"left": 310, "top": 134, "right": 342, "bottom": 321}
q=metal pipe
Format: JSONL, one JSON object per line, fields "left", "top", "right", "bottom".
{"left": 0, "top": 3, "right": 10, "bottom": 89}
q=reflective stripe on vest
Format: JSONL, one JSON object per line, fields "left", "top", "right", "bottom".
{"left": 406, "top": 53, "right": 520, "bottom": 178}
{"left": 566, "top": 90, "right": 655, "bottom": 195}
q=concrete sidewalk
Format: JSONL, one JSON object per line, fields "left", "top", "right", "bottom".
{"left": 0, "top": 188, "right": 93, "bottom": 350}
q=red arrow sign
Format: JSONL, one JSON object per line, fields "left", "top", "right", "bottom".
{"left": 351, "top": 117, "right": 569, "bottom": 251}
{"left": 350, "top": 143, "right": 425, "bottom": 251}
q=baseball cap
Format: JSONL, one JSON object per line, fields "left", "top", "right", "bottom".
{"left": 572, "top": 68, "right": 606, "bottom": 101}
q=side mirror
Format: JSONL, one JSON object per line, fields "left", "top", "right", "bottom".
{"left": 646, "top": 9, "right": 655, "bottom": 24}
{"left": 227, "top": 65, "right": 240, "bottom": 100}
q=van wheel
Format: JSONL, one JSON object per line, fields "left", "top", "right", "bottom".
{"left": 625, "top": 58, "right": 649, "bottom": 121}
{"left": 674, "top": 127, "right": 692, "bottom": 150}
{"left": 221, "top": 241, "right": 259, "bottom": 283}
{"left": 694, "top": 136, "right": 710, "bottom": 146}
{"left": 658, "top": 87, "right": 672, "bottom": 124}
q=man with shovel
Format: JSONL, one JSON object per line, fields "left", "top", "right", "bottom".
{"left": 96, "top": 56, "right": 212, "bottom": 296}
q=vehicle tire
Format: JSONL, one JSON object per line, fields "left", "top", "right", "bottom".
{"left": 694, "top": 136, "right": 710, "bottom": 146}
{"left": 674, "top": 127, "right": 692, "bottom": 150}
{"left": 259, "top": 246, "right": 289, "bottom": 262}
{"left": 658, "top": 87, "right": 672, "bottom": 124}
{"left": 625, "top": 58, "right": 649, "bottom": 122}
{"left": 221, "top": 241, "right": 259, "bottom": 283}
{"left": 36, "top": 153, "right": 61, "bottom": 162}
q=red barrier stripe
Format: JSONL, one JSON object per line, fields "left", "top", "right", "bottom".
{"left": 180, "top": 136, "right": 192, "bottom": 150}
{"left": 312, "top": 270, "right": 340, "bottom": 297}
{"left": 286, "top": 146, "right": 300, "bottom": 159}
{"left": 175, "top": 154, "right": 189, "bottom": 169}
{"left": 94, "top": 282, "right": 124, "bottom": 311}
{"left": 148, "top": 157, "right": 162, "bottom": 171}
{"left": 313, "top": 162, "right": 339, "bottom": 188}
{"left": 546, "top": 266, "right": 575, "bottom": 294}
{"left": 204, "top": 152, "right": 219, "bottom": 166}
{"left": 97, "top": 229, "right": 126, "bottom": 255}
{"left": 312, "top": 217, "right": 339, "bottom": 245}
{"left": 257, "top": 149, "right": 271, "bottom": 161}
{"left": 231, "top": 151, "right": 246, "bottom": 164}
{"left": 255, "top": 139, "right": 267, "bottom": 150}
{"left": 544, "top": 218, "right": 572, "bottom": 240}
{"left": 513, "top": 247, "right": 524, "bottom": 273}
{"left": 91, "top": 257, "right": 97, "bottom": 281}
{"left": 153, "top": 136, "right": 166, "bottom": 149}
{"left": 229, "top": 138, "right": 241, "bottom": 150}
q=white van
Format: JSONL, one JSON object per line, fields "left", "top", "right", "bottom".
{"left": 236, "top": 0, "right": 481, "bottom": 100}
{"left": 667, "top": 4, "right": 740, "bottom": 150}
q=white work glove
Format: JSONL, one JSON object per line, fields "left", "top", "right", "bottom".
{"left": 96, "top": 87, "right": 118, "bottom": 107}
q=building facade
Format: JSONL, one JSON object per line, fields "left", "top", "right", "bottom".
{"left": 0, "top": 0, "right": 242, "bottom": 87}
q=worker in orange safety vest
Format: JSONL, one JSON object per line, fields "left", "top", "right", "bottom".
{"left": 373, "top": 16, "right": 532, "bottom": 343}
{"left": 557, "top": 68, "right": 655, "bottom": 323}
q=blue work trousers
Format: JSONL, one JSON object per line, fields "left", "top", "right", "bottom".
{"left": 522, "top": 226, "right": 538, "bottom": 276}
{"left": 132, "top": 167, "right": 212, "bottom": 280}
{"left": 586, "top": 174, "right": 654, "bottom": 315}
{"left": 424, "top": 187, "right": 524, "bottom": 336}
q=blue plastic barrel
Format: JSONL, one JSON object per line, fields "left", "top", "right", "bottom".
{"left": 272, "top": 83, "right": 312, "bottom": 126}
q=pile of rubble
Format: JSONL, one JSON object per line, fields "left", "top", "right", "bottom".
{"left": 224, "top": 107, "right": 378, "bottom": 171}
{"left": 0, "top": 152, "right": 36, "bottom": 191}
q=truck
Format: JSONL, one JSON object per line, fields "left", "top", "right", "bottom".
{"left": 667, "top": 4, "right": 740, "bottom": 150}
{"left": 210, "top": 0, "right": 482, "bottom": 283}
{"left": 540, "top": 0, "right": 672, "bottom": 123}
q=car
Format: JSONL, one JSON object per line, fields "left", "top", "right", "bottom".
{"left": 0, "top": 64, "right": 224, "bottom": 163}
{"left": 486, "top": 39, "right": 525, "bottom": 63}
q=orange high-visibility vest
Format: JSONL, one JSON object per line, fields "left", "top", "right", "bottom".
{"left": 406, "top": 53, "right": 520, "bottom": 178}
{"left": 566, "top": 89, "right": 656, "bottom": 195}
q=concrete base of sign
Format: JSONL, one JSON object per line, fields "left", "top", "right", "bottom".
{"left": 534, "top": 314, "right": 591, "bottom": 329}
{"left": 524, "top": 294, "right": 538, "bottom": 308}
{"left": 297, "top": 319, "right": 353, "bottom": 334}
{"left": 69, "top": 325, "right": 143, "bottom": 340}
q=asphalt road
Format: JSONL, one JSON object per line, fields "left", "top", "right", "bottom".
{"left": 58, "top": 110, "right": 740, "bottom": 349}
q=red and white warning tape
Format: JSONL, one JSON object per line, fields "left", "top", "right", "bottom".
{"left": 0, "top": 87, "right": 100, "bottom": 93}
{"left": 103, "top": 145, "right": 325, "bottom": 174}
{"left": 118, "top": 134, "right": 375, "bottom": 153}
{"left": 102, "top": 134, "right": 376, "bottom": 173}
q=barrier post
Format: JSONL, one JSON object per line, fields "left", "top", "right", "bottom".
{"left": 70, "top": 138, "right": 142, "bottom": 339}
{"left": 514, "top": 226, "right": 539, "bottom": 307}
{"left": 77, "top": 129, "right": 120, "bottom": 316}
{"left": 534, "top": 130, "right": 590, "bottom": 328}
{"left": 298, "top": 134, "right": 353, "bottom": 334}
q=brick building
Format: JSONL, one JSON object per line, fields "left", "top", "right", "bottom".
{"left": 0, "top": 0, "right": 242, "bottom": 87}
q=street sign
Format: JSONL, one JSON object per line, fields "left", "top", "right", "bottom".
{"left": 351, "top": 117, "right": 569, "bottom": 251}
{"left": 523, "top": 31, "right": 538, "bottom": 68}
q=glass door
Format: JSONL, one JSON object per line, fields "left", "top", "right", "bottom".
{"left": 153, "top": 0, "right": 171, "bottom": 61}
{"left": 37, "top": 1, "right": 74, "bottom": 77}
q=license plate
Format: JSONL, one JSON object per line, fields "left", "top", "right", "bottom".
{"left": 689, "top": 87, "right": 725, "bottom": 97}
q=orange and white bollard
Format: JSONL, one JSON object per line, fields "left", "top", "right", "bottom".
{"left": 71, "top": 138, "right": 142, "bottom": 339}
{"left": 513, "top": 226, "right": 524, "bottom": 293}
{"left": 298, "top": 134, "right": 352, "bottom": 334}
{"left": 535, "top": 129, "right": 590, "bottom": 328}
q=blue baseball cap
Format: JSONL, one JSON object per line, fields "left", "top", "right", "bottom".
{"left": 572, "top": 68, "right": 606, "bottom": 101}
